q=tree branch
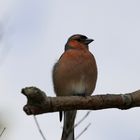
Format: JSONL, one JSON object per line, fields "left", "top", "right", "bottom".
{"left": 21, "top": 87, "right": 140, "bottom": 115}
{"left": 0, "top": 127, "right": 6, "bottom": 138}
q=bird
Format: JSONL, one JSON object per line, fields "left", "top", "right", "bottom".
{"left": 52, "top": 34, "right": 97, "bottom": 140}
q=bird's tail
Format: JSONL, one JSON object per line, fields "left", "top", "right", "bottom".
{"left": 61, "top": 110, "right": 77, "bottom": 140}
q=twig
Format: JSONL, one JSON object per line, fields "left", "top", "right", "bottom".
{"left": 0, "top": 127, "right": 6, "bottom": 137}
{"left": 61, "top": 111, "right": 91, "bottom": 138}
{"left": 33, "top": 115, "right": 47, "bottom": 140}
{"left": 75, "top": 111, "right": 91, "bottom": 128}
{"left": 75, "top": 123, "right": 91, "bottom": 140}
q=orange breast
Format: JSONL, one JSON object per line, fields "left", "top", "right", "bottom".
{"left": 52, "top": 49, "right": 97, "bottom": 96}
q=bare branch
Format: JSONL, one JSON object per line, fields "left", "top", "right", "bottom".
{"left": 21, "top": 87, "right": 140, "bottom": 115}
{"left": 75, "top": 111, "right": 91, "bottom": 128}
{"left": 33, "top": 116, "right": 47, "bottom": 140}
{"left": 0, "top": 127, "right": 6, "bottom": 137}
{"left": 75, "top": 123, "right": 91, "bottom": 140}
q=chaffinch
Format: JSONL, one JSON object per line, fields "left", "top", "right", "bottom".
{"left": 52, "top": 34, "right": 98, "bottom": 140}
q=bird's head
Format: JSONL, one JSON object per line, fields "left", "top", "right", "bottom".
{"left": 65, "top": 34, "right": 94, "bottom": 51}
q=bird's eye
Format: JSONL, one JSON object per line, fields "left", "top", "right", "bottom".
{"left": 76, "top": 38, "right": 81, "bottom": 42}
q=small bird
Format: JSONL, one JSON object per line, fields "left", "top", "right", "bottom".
{"left": 52, "top": 34, "right": 97, "bottom": 140}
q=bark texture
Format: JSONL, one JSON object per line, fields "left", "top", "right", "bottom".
{"left": 21, "top": 87, "right": 140, "bottom": 115}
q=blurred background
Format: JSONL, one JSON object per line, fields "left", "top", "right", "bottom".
{"left": 0, "top": 0, "right": 140, "bottom": 140}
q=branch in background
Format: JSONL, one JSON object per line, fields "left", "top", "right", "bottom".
{"left": 0, "top": 127, "right": 6, "bottom": 137}
{"left": 75, "top": 111, "right": 91, "bottom": 140}
{"left": 75, "top": 123, "right": 91, "bottom": 140}
{"left": 21, "top": 87, "right": 140, "bottom": 115}
{"left": 74, "top": 111, "right": 91, "bottom": 128}
{"left": 33, "top": 116, "right": 47, "bottom": 140}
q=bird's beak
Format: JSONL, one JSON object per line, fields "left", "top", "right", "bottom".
{"left": 84, "top": 38, "right": 94, "bottom": 45}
